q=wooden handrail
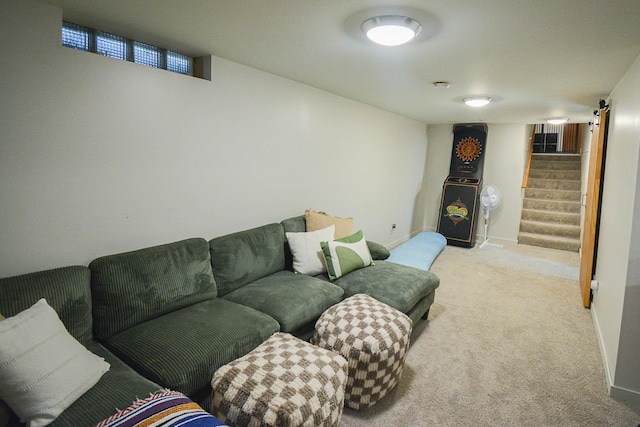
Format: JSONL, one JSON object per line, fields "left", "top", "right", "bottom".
{"left": 522, "top": 125, "right": 536, "bottom": 189}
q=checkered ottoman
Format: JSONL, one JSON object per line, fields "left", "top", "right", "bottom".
{"left": 210, "top": 332, "right": 348, "bottom": 427}
{"left": 313, "top": 294, "right": 413, "bottom": 410}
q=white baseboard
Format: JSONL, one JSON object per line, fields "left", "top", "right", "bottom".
{"left": 591, "top": 306, "right": 614, "bottom": 389}
{"left": 386, "top": 228, "right": 425, "bottom": 250}
{"left": 475, "top": 236, "right": 519, "bottom": 247}
{"left": 591, "top": 304, "right": 640, "bottom": 408}
{"left": 386, "top": 227, "right": 518, "bottom": 250}
{"left": 609, "top": 384, "right": 640, "bottom": 407}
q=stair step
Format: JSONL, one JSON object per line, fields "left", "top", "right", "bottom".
{"left": 518, "top": 232, "right": 580, "bottom": 252}
{"left": 524, "top": 188, "right": 581, "bottom": 201}
{"left": 530, "top": 158, "right": 581, "bottom": 171}
{"left": 520, "top": 208, "right": 581, "bottom": 226}
{"left": 531, "top": 154, "right": 580, "bottom": 159}
{"left": 519, "top": 219, "right": 580, "bottom": 239}
{"left": 522, "top": 198, "right": 581, "bottom": 213}
{"left": 531, "top": 154, "right": 580, "bottom": 160}
{"left": 528, "top": 169, "right": 581, "bottom": 180}
{"left": 520, "top": 154, "right": 583, "bottom": 252}
{"left": 527, "top": 178, "right": 581, "bottom": 191}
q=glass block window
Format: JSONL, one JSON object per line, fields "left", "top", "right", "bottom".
{"left": 134, "top": 41, "right": 162, "bottom": 68}
{"left": 167, "top": 51, "right": 193, "bottom": 75}
{"left": 97, "top": 32, "right": 127, "bottom": 60}
{"left": 62, "top": 22, "right": 92, "bottom": 51}
{"left": 62, "top": 21, "right": 194, "bottom": 77}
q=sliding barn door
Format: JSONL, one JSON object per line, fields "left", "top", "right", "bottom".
{"left": 579, "top": 108, "right": 609, "bottom": 308}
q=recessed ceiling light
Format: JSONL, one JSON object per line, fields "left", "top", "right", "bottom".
{"left": 546, "top": 117, "right": 569, "bottom": 125}
{"left": 463, "top": 97, "right": 492, "bottom": 107}
{"left": 433, "top": 81, "right": 450, "bottom": 88}
{"left": 361, "top": 15, "right": 422, "bottom": 46}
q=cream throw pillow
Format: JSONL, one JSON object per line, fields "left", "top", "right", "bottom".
{"left": 286, "top": 225, "right": 335, "bottom": 275}
{"left": 0, "top": 299, "right": 110, "bottom": 427}
{"left": 305, "top": 209, "right": 353, "bottom": 239}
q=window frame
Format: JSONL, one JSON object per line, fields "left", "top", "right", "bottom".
{"left": 62, "top": 21, "right": 195, "bottom": 77}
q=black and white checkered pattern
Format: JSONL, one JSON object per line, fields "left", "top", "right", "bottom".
{"left": 210, "top": 332, "right": 347, "bottom": 427}
{"left": 313, "top": 294, "right": 412, "bottom": 410}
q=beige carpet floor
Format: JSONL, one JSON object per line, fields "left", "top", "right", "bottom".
{"left": 340, "top": 243, "right": 640, "bottom": 427}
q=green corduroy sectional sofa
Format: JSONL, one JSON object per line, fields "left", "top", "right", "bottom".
{"left": 0, "top": 215, "right": 440, "bottom": 426}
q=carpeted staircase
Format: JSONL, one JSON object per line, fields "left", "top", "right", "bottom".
{"left": 518, "top": 153, "right": 581, "bottom": 252}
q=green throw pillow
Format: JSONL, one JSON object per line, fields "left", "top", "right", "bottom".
{"left": 321, "top": 230, "right": 373, "bottom": 280}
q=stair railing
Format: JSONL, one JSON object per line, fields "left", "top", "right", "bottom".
{"left": 522, "top": 125, "right": 536, "bottom": 189}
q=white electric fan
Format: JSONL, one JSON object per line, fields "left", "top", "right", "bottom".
{"left": 479, "top": 184, "right": 503, "bottom": 249}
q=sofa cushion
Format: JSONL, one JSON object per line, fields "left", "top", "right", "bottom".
{"left": 102, "top": 298, "right": 279, "bottom": 399}
{"left": 89, "top": 238, "right": 217, "bottom": 341}
{"left": 281, "top": 215, "right": 306, "bottom": 234}
{"left": 405, "top": 293, "right": 436, "bottom": 325}
{"left": 0, "top": 299, "right": 110, "bottom": 427}
{"left": 48, "top": 342, "right": 161, "bottom": 427}
{"left": 221, "top": 270, "right": 344, "bottom": 333}
{"left": 0, "top": 266, "right": 93, "bottom": 344}
{"left": 327, "top": 260, "right": 440, "bottom": 314}
{"left": 209, "top": 223, "right": 286, "bottom": 297}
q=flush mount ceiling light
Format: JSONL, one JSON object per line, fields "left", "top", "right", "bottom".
{"left": 463, "top": 97, "right": 492, "bottom": 107}
{"left": 546, "top": 117, "right": 569, "bottom": 125}
{"left": 361, "top": 15, "right": 422, "bottom": 46}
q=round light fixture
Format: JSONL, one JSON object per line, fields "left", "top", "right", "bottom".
{"left": 361, "top": 15, "right": 422, "bottom": 46}
{"left": 546, "top": 117, "right": 569, "bottom": 125}
{"left": 463, "top": 97, "right": 492, "bottom": 107}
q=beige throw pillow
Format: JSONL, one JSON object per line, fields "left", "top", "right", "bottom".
{"left": 305, "top": 209, "right": 353, "bottom": 239}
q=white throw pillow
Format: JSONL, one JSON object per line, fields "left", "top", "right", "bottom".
{"left": 0, "top": 299, "right": 110, "bottom": 427}
{"left": 286, "top": 225, "right": 335, "bottom": 275}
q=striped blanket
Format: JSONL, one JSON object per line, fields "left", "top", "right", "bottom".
{"left": 95, "top": 390, "right": 227, "bottom": 427}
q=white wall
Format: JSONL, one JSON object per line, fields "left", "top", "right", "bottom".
{"left": 418, "top": 125, "right": 453, "bottom": 232}
{"left": 421, "top": 123, "right": 528, "bottom": 244}
{"left": 0, "top": 0, "right": 429, "bottom": 277}
{"left": 591, "top": 54, "right": 640, "bottom": 404}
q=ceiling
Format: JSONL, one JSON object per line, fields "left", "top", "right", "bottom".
{"left": 40, "top": 0, "right": 640, "bottom": 124}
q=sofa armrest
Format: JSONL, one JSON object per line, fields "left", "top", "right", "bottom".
{"left": 367, "top": 240, "right": 390, "bottom": 260}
